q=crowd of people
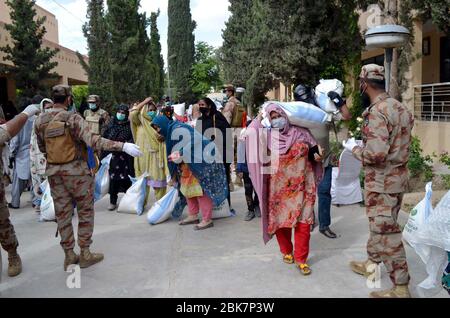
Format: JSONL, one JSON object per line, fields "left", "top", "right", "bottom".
{"left": 0, "top": 63, "right": 448, "bottom": 298}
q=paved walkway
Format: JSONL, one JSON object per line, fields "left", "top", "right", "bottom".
{"left": 0, "top": 186, "right": 447, "bottom": 298}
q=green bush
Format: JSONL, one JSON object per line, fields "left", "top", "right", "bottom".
{"left": 72, "top": 85, "right": 89, "bottom": 110}
{"left": 441, "top": 175, "right": 450, "bottom": 190}
{"left": 408, "top": 136, "right": 434, "bottom": 181}
{"left": 440, "top": 152, "right": 450, "bottom": 168}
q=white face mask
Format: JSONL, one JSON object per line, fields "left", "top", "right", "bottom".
{"left": 271, "top": 117, "right": 287, "bottom": 129}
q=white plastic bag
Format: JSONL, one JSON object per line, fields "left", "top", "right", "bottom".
{"left": 262, "top": 101, "right": 329, "bottom": 129}
{"left": 212, "top": 200, "right": 235, "bottom": 220}
{"left": 403, "top": 182, "right": 433, "bottom": 245}
{"left": 173, "top": 103, "right": 186, "bottom": 116}
{"left": 117, "top": 173, "right": 148, "bottom": 215}
{"left": 94, "top": 154, "right": 112, "bottom": 202}
{"left": 39, "top": 180, "right": 55, "bottom": 222}
{"left": 315, "top": 79, "right": 344, "bottom": 113}
{"left": 417, "top": 190, "right": 450, "bottom": 251}
{"left": 403, "top": 183, "right": 448, "bottom": 293}
{"left": 147, "top": 187, "right": 179, "bottom": 225}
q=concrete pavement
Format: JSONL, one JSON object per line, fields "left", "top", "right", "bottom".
{"left": 0, "top": 185, "right": 447, "bottom": 298}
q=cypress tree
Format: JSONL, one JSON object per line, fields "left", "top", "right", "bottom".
{"left": 79, "top": 0, "right": 113, "bottom": 111}
{"left": 0, "top": 0, "right": 59, "bottom": 97}
{"left": 106, "top": 0, "right": 150, "bottom": 104}
{"left": 147, "top": 10, "right": 165, "bottom": 100}
{"left": 167, "top": 0, "right": 196, "bottom": 102}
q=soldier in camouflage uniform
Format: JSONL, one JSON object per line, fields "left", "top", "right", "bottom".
{"left": 343, "top": 64, "right": 414, "bottom": 298}
{"left": 34, "top": 85, "right": 142, "bottom": 271}
{"left": 84, "top": 95, "right": 110, "bottom": 136}
{"left": 0, "top": 104, "right": 41, "bottom": 278}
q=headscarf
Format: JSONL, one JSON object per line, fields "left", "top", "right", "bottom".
{"left": 152, "top": 115, "right": 228, "bottom": 208}
{"left": 39, "top": 98, "right": 54, "bottom": 113}
{"left": 103, "top": 104, "right": 133, "bottom": 143}
{"left": 196, "top": 97, "right": 232, "bottom": 163}
{"left": 265, "top": 103, "right": 317, "bottom": 155}
{"left": 130, "top": 102, "right": 166, "bottom": 169}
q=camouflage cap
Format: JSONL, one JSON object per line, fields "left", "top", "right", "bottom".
{"left": 359, "top": 64, "right": 385, "bottom": 81}
{"left": 87, "top": 95, "right": 100, "bottom": 103}
{"left": 52, "top": 85, "right": 72, "bottom": 98}
{"left": 223, "top": 84, "right": 235, "bottom": 92}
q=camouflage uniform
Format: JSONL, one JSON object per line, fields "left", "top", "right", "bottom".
{"left": 352, "top": 65, "right": 415, "bottom": 286}
{"left": 0, "top": 126, "right": 19, "bottom": 253}
{"left": 83, "top": 108, "right": 110, "bottom": 136}
{"left": 222, "top": 96, "right": 240, "bottom": 125}
{"left": 35, "top": 106, "right": 123, "bottom": 251}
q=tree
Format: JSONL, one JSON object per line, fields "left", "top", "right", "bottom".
{"left": 221, "top": 0, "right": 363, "bottom": 108}
{"left": 79, "top": 0, "right": 113, "bottom": 111}
{"left": 106, "top": 0, "right": 150, "bottom": 104}
{"left": 190, "top": 42, "right": 223, "bottom": 98}
{"left": 147, "top": 10, "right": 165, "bottom": 101}
{"left": 221, "top": 0, "right": 273, "bottom": 108}
{"left": 0, "top": 0, "right": 59, "bottom": 97}
{"left": 167, "top": 0, "right": 196, "bottom": 102}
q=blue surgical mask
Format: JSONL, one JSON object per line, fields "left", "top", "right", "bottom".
{"left": 116, "top": 113, "right": 126, "bottom": 121}
{"left": 89, "top": 103, "right": 97, "bottom": 110}
{"left": 148, "top": 111, "right": 157, "bottom": 120}
{"left": 271, "top": 117, "right": 287, "bottom": 129}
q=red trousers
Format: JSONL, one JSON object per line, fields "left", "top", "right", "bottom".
{"left": 275, "top": 223, "right": 311, "bottom": 264}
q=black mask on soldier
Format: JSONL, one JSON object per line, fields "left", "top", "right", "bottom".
{"left": 360, "top": 81, "right": 371, "bottom": 109}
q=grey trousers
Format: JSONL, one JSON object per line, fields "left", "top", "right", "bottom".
{"left": 11, "top": 171, "right": 31, "bottom": 208}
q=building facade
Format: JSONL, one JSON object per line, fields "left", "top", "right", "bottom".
{"left": 360, "top": 4, "right": 450, "bottom": 156}
{"left": 267, "top": 4, "right": 449, "bottom": 156}
{"left": 0, "top": 0, "right": 88, "bottom": 105}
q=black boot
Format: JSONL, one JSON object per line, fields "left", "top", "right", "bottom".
{"left": 244, "top": 210, "right": 256, "bottom": 222}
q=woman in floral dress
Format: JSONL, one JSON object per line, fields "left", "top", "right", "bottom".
{"left": 247, "top": 103, "right": 323, "bottom": 275}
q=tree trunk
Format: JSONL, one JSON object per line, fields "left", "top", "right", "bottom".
{"left": 383, "top": 0, "right": 401, "bottom": 99}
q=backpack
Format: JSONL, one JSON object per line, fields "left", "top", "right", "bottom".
{"left": 41, "top": 111, "right": 86, "bottom": 165}
{"left": 231, "top": 100, "right": 245, "bottom": 128}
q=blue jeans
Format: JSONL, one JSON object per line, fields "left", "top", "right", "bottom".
{"left": 318, "top": 166, "right": 333, "bottom": 231}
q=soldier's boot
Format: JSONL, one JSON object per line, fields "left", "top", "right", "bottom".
{"left": 64, "top": 249, "right": 79, "bottom": 271}
{"left": 370, "top": 285, "right": 411, "bottom": 298}
{"left": 79, "top": 248, "right": 104, "bottom": 269}
{"left": 350, "top": 259, "right": 378, "bottom": 277}
{"left": 8, "top": 250, "right": 22, "bottom": 277}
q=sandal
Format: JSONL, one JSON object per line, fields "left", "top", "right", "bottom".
{"left": 283, "top": 254, "right": 294, "bottom": 265}
{"left": 179, "top": 216, "right": 200, "bottom": 226}
{"left": 194, "top": 221, "right": 214, "bottom": 231}
{"left": 297, "top": 263, "right": 312, "bottom": 276}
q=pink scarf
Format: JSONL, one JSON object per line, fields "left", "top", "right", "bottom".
{"left": 265, "top": 103, "right": 317, "bottom": 154}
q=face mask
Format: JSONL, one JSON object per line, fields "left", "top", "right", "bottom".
{"left": 360, "top": 82, "right": 371, "bottom": 108}
{"left": 271, "top": 117, "right": 287, "bottom": 129}
{"left": 116, "top": 113, "right": 126, "bottom": 121}
{"left": 199, "top": 107, "right": 209, "bottom": 115}
{"left": 89, "top": 103, "right": 98, "bottom": 111}
{"left": 147, "top": 111, "right": 157, "bottom": 120}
